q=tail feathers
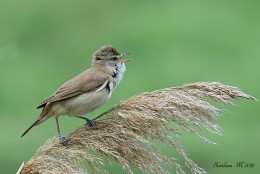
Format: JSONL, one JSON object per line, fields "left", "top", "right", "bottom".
{"left": 21, "top": 119, "right": 41, "bottom": 137}
{"left": 21, "top": 103, "right": 52, "bottom": 137}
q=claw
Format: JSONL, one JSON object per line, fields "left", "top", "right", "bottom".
{"left": 85, "top": 118, "right": 96, "bottom": 128}
{"left": 75, "top": 116, "right": 97, "bottom": 128}
{"left": 59, "top": 135, "right": 68, "bottom": 146}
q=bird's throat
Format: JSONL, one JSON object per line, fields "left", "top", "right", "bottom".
{"left": 110, "top": 62, "right": 126, "bottom": 88}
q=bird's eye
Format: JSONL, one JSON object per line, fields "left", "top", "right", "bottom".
{"left": 113, "top": 57, "right": 117, "bottom": 61}
{"left": 96, "top": 57, "right": 101, "bottom": 60}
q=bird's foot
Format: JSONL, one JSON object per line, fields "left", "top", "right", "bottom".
{"left": 85, "top": 118, "right": 96, "bottom": 128}
{"left": 59, "top": 135, "right": 68, "bottom": 146}
{"left": 75, "top": 116, "right": 97, "bottom": 128}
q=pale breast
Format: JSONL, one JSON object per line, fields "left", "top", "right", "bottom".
{"left": 67, "top": 88, "right": 111, "bottom": 116}
{"left": 51, "top": 81, "right": 112, "bottom": 116}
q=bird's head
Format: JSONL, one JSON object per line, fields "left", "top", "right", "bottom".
{"left": 92, "top": 45, "right": 131, "bottom": 66}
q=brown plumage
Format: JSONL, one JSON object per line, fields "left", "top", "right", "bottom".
{"left": 21, "top": 45, "right": 131, "bottom": 145}
{"left": 36, "top": 68, "right": 109, "bottom": 109}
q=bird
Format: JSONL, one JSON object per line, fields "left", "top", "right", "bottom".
{"left": 21, "top": 45, "right": 131, "bottom": 145}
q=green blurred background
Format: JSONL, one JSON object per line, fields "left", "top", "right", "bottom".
{"left": 0, "top": 0, "right": 259, "bottom": 173}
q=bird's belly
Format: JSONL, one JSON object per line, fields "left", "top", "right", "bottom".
{"left": 64, "top": 89, "right": 111, "bottom": 116}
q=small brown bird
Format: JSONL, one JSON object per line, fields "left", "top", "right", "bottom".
{"left": 21, "top": 45, "right": 131, "bottom": 145}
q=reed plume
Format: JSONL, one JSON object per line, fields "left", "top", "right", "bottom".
{"left": 19, "top": 82, "right": 256, "bottom": 174}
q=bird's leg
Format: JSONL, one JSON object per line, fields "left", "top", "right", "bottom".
{"left": 75, "top": 116, "right": 96, "bottom": 128}
{"left": 55, "top": 117, "right": 68, "bottom": 146}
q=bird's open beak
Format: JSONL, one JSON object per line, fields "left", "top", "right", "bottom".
{"left": 117, "top": 52, "right": 132, "bottom": 62}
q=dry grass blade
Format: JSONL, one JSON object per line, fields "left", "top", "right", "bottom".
{"left": 20, "top": 82, "right": 256, "bottom": 174}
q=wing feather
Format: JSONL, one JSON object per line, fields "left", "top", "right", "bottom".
{"left": 36, "top": 68, "right": 109, "bottom": 109}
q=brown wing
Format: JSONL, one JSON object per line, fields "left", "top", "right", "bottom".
{"left": 36, "top": 68, "right": 109, "bottom": 109}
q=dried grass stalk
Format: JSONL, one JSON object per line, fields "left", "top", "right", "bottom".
{"left": 20, "top": 82, "right": 256, "bottom": 174}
